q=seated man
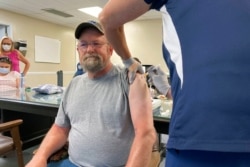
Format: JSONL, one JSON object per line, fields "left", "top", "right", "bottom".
{"left": 26, "top": 20, "right": 156, "bottom": 167}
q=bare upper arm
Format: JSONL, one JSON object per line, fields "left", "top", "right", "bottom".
{"left": 51, "top": 124, "right": 70, "bottom": 137}
{"left": 16, "top": 50, "right": 29, "bottom": 64}
{"left": 99, "top": 0, "right": 151, "bottom": 28}
{"left": 128, "top": 73, "right": 154, "bottom": 133}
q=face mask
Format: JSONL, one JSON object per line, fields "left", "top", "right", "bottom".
{"left": 0, "top": 67, "right": 10, "bottom": 74}
{"left": 2, "top": 44, "right": 11, "bottom": 51}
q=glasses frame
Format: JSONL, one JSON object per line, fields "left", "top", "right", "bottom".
{"left": 78, "top": 41, "right": 108, "bottom": 50}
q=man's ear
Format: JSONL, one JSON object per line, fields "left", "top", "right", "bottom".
{"left": 108, "top": 45, "right": 114, "bottom": 55}
{"left": 108, "top": 44, "right": 114, "bottom": 56}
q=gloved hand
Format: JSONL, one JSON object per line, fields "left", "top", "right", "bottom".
{"left": 123, "top": 57, "right": 144, "bottom": 84}
{"left": 147, "top": 65, "right": 171, "bottom": 96}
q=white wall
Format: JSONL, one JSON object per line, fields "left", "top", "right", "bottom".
{"left": 111, "top": 19, "right": 169, "bottom": 74}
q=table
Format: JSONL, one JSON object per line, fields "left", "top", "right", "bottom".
{"left": 0, "top": 89, "right": 170, "bottom": 149}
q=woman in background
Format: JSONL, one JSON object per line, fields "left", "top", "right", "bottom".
{"left": 0, "top": 36, "right": 30, "bottom": 76}
{"left": 0, "top": 56, "right": 20, "bottom": 89}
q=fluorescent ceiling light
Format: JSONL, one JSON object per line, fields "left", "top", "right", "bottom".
{"left": 78, "top": 6, "right": 102, "bottom": 18}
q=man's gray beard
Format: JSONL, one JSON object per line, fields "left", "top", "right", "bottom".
{"left": 82, "top": 54, "right": 105, "bottom": 73}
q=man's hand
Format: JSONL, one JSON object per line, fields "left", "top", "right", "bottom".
{"left": 147, "top": 65, "right": 171, "bottom": 96}
{"left": 25, "top": 156, "right": 47, "bottom": 167}
{"left": 123, "top": 57, "right": 144, "bottom": 84}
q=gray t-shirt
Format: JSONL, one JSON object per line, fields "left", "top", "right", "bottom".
{"left": 55, "top": 65, "right": 134, "bottom": 167}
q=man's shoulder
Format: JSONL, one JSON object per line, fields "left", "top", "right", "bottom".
{"left": 113, "top": 65, "right": 128, "bottom": 78}
{"left": 71, "top": 73, "right": 87, "bottom": 82}
{"left": 113, "top": 64, "right": 126, "bottom": 72}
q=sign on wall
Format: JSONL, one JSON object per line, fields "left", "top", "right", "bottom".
{"left": 35, "top": 35, "right": 61, "bottom": 63}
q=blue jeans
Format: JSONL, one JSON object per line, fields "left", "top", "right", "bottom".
{"left": 47, "top": 158, "right": 78, "bottom": 167}
{"left": 165, "top": 149, "right": 250, "bottom": 167}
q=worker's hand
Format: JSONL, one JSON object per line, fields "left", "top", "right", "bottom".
{"left": 147, "top": 65, "right": 166, "bottom": 76}
{"left": 123, "top": 57, "right": 144, "bottom": 84}
{"left": 147, "top": 65, "right": 171, "bottom": 96}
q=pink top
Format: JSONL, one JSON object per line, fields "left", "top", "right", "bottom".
{"left": 0, "top": 71, "right": 20, "bottom": 90}
{"left": 0, "top": 71, "right": 21, "bottom": 99}
{"left": 6, "top": 50, "right": 20, "bottom": 72}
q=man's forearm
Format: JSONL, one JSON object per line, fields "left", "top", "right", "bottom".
{"left": 126, "top": 130, "right": 156, "bottom": 167}
{"left": 26, "top": 124, "right": 69, "bottom": 166}
{"left": 35, "top": 124, "right": 68, "bottom": 157}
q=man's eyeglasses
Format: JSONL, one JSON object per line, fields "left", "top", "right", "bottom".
{"left": 0, "top": 57, "right": 11, "bottom": 64}
{"left": 78, "top": 42, "right": 108, "bottom": 50}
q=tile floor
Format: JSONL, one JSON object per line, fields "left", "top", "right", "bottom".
{"left": 160, "top": 158, "right": 166, "bottom": 167}
{"left": 0, "top": 145, "right": 36, "bottom": 167}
